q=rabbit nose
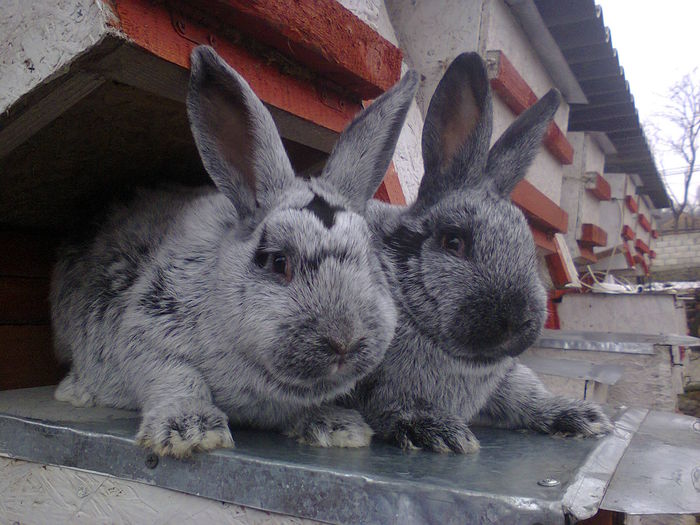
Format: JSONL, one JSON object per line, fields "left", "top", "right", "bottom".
{"left": 326, "top": 338, "right": 349, "bottom": 356}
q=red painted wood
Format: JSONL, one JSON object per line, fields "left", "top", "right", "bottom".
{"left": 488, "top": 50, "right": 574, "bottom": 165}
{"left": 546, "top": 251, "right": 574, "bottom": 287}
{"left": 622, "top": 242, "right": 635, "bottom": 267}
{"left": 110, "top": 0, "right": 362, "bottom": 133}
{"left": 586, "top": 172, "right": 612, "bottom": 201}
{"left": 544, "top": 291, "right": 561, "bottom": 329}
{"left": 579, "top": 223, "right": 608, "bottom": 247}
{"left": 577, "top": 245, "right": 598, "bottom": 263}
{"left": 531, "top": 228, "right": 557, "bottom": 253}
{"left": 0, "top": 277, "right": 50, "bottom": 324}
{"left": 635, "top": 238, "right": 650, "bottom": 254}
{"left": 624, "top": 195, "right": 638, "bottom": 214}
{"left": 621, "top": 224, "right": 636, "bottom": 241}
{"left": 651, "top": 229, "right": 660, "bottom": 239}
{"left": 0, "top": 232, "right": 56, "bottom": 278}
{"left": 0, "top": 325, "right": 66, "bottom": 391}
{"left": 200, "top": 0, "right": 403, "bottom": 98}
{"left": 638, "top": 213, "right": 651, "bottom": 232}
{"left": 373, "top": 163, "right": 406, "bottom": 205}
{"left": 649, "top": 250, "right": 657, "bottom": 259}
{"left": 511, "top": 180, "right": 569, "bottom": 234}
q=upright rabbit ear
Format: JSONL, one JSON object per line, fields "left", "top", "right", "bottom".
{"left": 415, "top": 52, "right": 492, "bottom": 210}
{"left": 320, "top": 71, "right": 419, "bottom": 213}
{"left": 187, "top": 46, "right": 295, "bottom": 222}
{"left": 486, "top": 89, "right": 561, "bottom": 196}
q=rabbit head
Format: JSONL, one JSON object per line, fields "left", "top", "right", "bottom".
{"left": 383, "top": 53, "right": 559, "bottom": 365}
{"left": 187, "top": 47, "right": 417, "bottom": 400}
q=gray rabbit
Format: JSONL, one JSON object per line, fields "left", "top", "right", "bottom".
{"left": 50, "top": 46, "right": 418, "bottom": 457}
{"left": 349, "top": 52, "right": 613, "bottom": 453}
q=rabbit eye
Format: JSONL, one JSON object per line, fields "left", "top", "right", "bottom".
{"left": 441, "top": 233, "right": 467, "bottom": 258}
{"left": 271, "top": 252, "right": 292, "bottom": 282}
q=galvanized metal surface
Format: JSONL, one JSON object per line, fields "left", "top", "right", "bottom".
{"left": 536, "top": 329, "right": 700, "bottom": 355}
{"left": 519, "top": 355, "right": 624, "bottom": 384}
{"left": 0, "top": 387, "right": 638, "bottom": 524}
{"left": 601, "top": 411, "right": 700, "bottom": 515}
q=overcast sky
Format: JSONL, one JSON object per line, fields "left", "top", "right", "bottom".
{"left": 594, "top": 0, "right": 700, "bottom": 206}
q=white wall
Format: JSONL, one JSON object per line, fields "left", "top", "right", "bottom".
{"left": 0, "top": 0, "right": 113, "bottom": 114}
{"left": 338, "top": 0, "right": 425, "bottom": 202}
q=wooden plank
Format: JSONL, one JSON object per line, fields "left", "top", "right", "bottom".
{"left": 531, "top": 228, "right": 557, "bottom": 254}
{"left": 197, "top": 0, "right": 403, "bottom": 98}
{"left": 0, "top": 277, "right": 50, "bottom": 324}
{"left": 577, "top": 245, "right": 598, "bottom": 263}
{"left": 624, "top": 195, "right": 638, "bottom": 213}
{"left": 373, "top": 164, "right": 406, "bottom": 205}
{"left": 585, "top": 172, "right": 611, "bottom": 201}
{"left": 0, "top": 232, "right": 56, "bottom": 278}
{"left": 109, "top": 0, "right": 362, "bottom": 134}
{"left": 486, "top": 50, "right": 574, "bottom": 165}
{"left": 621, "top": 241, "right": 635, "bottom": 268}
{"left": 579, "top": 223, "right": 608, "bottom": 247}
{"left": 511, "top": 179, "right": 569, "bottom": 234}
{"left": 0, "top": 73, "right": 105, "bottom": 158}
{"left": 0, "top": 325, "right": 65, "bottom": 391}
{"left": 635, "top": 239, "right": 650, "bottom": 255}
{"left": 621, "top": 224, "right": 636, "bottom": 241}
{"left": 638, "top": 213, "right": 651, "bottom": 232}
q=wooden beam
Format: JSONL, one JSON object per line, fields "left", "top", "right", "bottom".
{"left": 624, "top": 195, "right": 638, "bottom": 213}
{"left": 0, "top": 277, "right": 50, "bottom": 324}
{"left": 531, "top": 228, "right": 557, "bottom": 254}
{"left": 486, "top": 50, "right": 574, "bottom": 165}
{"left": 621, "top": 224, "right": 636, "bottom": 241}
{"left": 200, "top": 0, "right": 403, "bottom": 98}
{"left": 511, "top": 180, "right": 569, "bottom": 234}
{"left": 109, "top": 0, "right": 362, "bottom": 134}
{"left": 638, "top": 213, "right": 651, "bottom": 232}
{"left": 0, "top": 326, "right": 66, "bottom": 391}
{"left": 651, "top": 229, "right": 660, "bottom": 239}
{"left": 635, "top": 238, "right": 650, "bottom": 255}
{"left": 579, "top": 223, "right": 608, "bottom": 247}
{"left": 373, "top": 164, "right": 406, "bottom": 205}
{"left": 585, "top": 172, "right": 611, "bottom": 201}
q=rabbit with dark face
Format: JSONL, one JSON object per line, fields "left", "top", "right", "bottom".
{"left": 50, "top": 46, "right": 418, "bottom": 457}
{"left": 349, "top": 52, "right": 613, "bottom": 453}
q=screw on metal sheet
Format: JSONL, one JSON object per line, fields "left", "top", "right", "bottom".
{"left": 145, "top": 453, "right": 159, "bottom": 469}
{"left": 692, "top": 419, "right": 700, "bottom": 432}
{"left": 537, "top": 478, "right": 560, "bottom": 487}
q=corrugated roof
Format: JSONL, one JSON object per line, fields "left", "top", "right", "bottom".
{"left": 534, "top": 0, "right": 671, "bottom": 208}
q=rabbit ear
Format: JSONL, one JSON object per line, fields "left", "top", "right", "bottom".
{"left": 415, "top": 52, "right": 492, "bottom": 210}
{"left": 320, "top": 71, "right": 419, "bottom": 213}
{"left": 187, "top": 46, "right": 295, "bottom": 221}
{"left": 486, "top": 89, "right": 561, "bottom": 196}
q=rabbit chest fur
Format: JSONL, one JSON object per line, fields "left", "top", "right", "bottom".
{"left": 50, "top": 46, "right": 419, "bottom": 458}
{"left": 348, "top": 53, "right": 614, "bottom": 454}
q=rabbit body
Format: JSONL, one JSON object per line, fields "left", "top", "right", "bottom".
{"left": 349, "top": 53, "right": 613, "bottom": 453}
{"left": 51, "top": 47, "right": 418, "bottom": 457}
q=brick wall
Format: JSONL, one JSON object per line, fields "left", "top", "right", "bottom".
{"left": 652, "top": 230, "right": 700, "bottom": 281}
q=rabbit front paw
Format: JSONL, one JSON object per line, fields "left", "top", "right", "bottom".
{"left": 391, "top": 413, "right": 480, "bottom": 454}
{"left": 548, "top": 402, "right": 614, "bottom": 437}
{"left": 136, "top": 399, "right": 235, "bottom": 458}
{"left": 291, "top": 407, "right": 373, "bottom": 448}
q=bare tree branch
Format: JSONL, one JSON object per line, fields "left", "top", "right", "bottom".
{"left": 650, "top": 69, "right": 700, "bottom": 230}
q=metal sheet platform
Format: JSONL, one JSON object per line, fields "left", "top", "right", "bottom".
{"left": 0, "top": 387, "right": 642, "bottom": 524}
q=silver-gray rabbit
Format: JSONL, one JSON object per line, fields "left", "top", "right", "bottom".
{"left": 50, "top": 46, "right": 418, "bottom": 457}
{"left": 349, "top": 52, "right": 613, "bottom": 453}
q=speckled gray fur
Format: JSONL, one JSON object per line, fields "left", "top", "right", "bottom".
{"left": 50, "top": 46, "right": 418, "bottom": 457}
{"left": 348, "top": 53, "right": 613, "bottom": 453}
